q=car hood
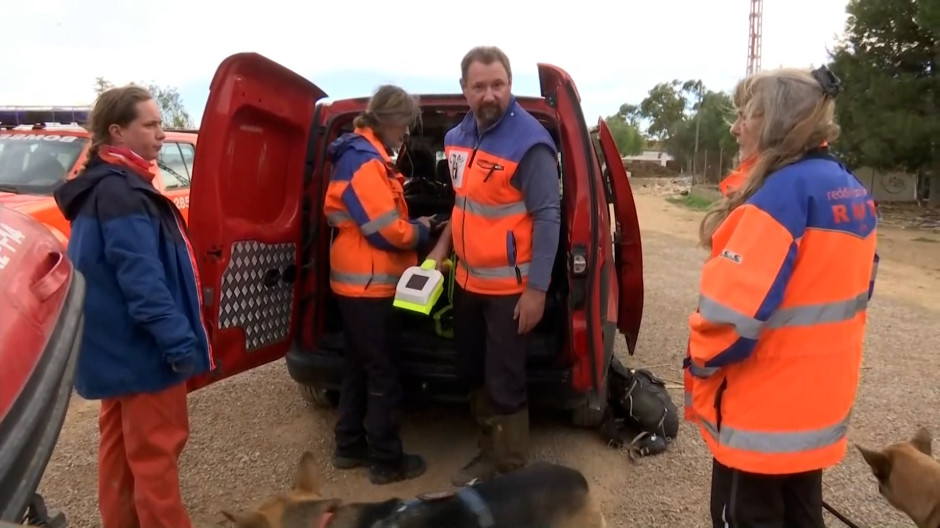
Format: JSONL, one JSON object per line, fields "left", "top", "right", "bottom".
{"left": 0, "top": 193, "right": 53, "bottom": 215}
{"left": 0, "top": 206, "right": 85, "bottom": 522}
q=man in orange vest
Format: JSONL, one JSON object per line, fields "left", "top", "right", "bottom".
{"left": 427, "top": 45, "right": 561, "bottom": 487}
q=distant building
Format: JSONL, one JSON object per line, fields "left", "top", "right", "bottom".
{"left": 622, "top": 149, "right": 675, "bottom": 167}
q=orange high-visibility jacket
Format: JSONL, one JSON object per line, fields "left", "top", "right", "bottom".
{"left": 443, "top": 99, "right": 557, "bottom": 295}
{"left": 718, "top": 155, "right": 757, "bottom": 197}
{"left": 683, "top": 152, "right": 878, "bottom": 475}
{"left": 323, "top": 128, "right": 429, "bottom": 298}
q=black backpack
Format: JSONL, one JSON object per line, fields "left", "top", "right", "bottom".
{"left": 601, "top": 356, "right": 680, "bottom": 458}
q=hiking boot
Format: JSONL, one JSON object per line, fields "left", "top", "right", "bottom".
{"left": 451, "top": 450, "right": 499, "bottom": 487}
{"left": 451, "top": 389, "right": 500, "bottom": 486}
{"left": 23, "top": 493, "right": 67, "bottom": 528}
{"left": 369, "top": 453, "right": 427, "bottom": 485}
{"left": 332, "top": 441, "right": 370, "bottom": 469}
{"left": 492, "top": 408, "right": 530, "bottom": 473}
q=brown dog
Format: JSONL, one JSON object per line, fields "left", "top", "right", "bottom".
{"left": 222, "top": 452, "right": 607, "bottom": 528}
{"left": 857, "top": 427, "right": 940, "bottom": 528}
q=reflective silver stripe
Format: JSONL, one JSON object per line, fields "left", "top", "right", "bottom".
{"left": 699, "top": 295, "right": 763, "bottom": 340}
{"left": 698, "top": 414, "right": 850, "bottom": 454}
{"left": 699, "top": 291, "right": 870, "bottom": 337}
{"left": 767, "top": 292, "right": 868, "bottom": 329}
{"left": 326, "top": 211, "right": 352, "bottom": 226}
{"left": 455, "top": 195, "right": 527, "bottom": 218}
{"left": 689, "top": 362, "right": 719, "bottom": 378}
{"left": 684, "top": 392, "right": 692, "bottom": 407}
{"left": 458, "top": 259, "right": 530, "bottom": 279}
{"left": 330, "top": 270, "right": 399, "bottom": 286}
{"left": 361, "top": 209, "right": 399, "bottom": 236}
{"left": 870, "top": 259, "right": 879, "bottom": 282}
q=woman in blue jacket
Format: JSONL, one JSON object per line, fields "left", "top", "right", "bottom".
{"left": 54, "top": 85, "right": 212, "bottom": 528}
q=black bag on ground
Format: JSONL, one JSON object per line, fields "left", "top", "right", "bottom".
{"left": 601, "top": 356, "right": 679, "bottom": 457}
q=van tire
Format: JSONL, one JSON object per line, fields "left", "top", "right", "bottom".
{"left": 297, "top": 383, "right": 339, "bottom": 408}
{"left": 571, "top": 400, "right": 606, "bottom": 428}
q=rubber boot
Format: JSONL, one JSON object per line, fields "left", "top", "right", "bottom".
{"left": 451, "top": 389, "right": 499, "bottom": 486}
{"left": 492, "top": 408, "right": 529, "bottom": 473}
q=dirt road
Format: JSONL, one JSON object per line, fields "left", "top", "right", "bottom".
{"left": 38, "top": 190, "right": 940, "bottom": 527}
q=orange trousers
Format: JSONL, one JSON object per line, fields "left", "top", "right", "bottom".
{"left": 97, "top": 381, "right": 192, "bottom": 528}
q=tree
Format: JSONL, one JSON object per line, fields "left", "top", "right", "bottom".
{"left": 637, "top": 81, "right": 688, "bottom": 143}
{"left": 828, "top": 0, "right": 939, "bottom": 205}
{"left": 602, "top": 104, "right": 645, "bottom": 156}
{"left": 94, "top": 77, "right": 194, "bottom": 129}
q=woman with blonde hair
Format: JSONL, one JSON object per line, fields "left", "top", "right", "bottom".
{"left": 322, "top": 84, "right": 433, "bottom": 485}
{"left": 682, "top": 66, "right": 879, "bottom": 527}
{"left": 54, "top": 85, "right": 210, "bottom": 528}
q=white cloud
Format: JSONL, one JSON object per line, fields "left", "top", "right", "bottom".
{"left": 1, "top": 0, "right": 848, "bottom": 121}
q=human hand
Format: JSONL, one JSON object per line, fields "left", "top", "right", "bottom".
{"left": 416, "top": 216, "right": 432, "bottom": 229}
{"left": 170, "top": 354, "right": 195, "bottom": 375}
{"left": 426, "top": 246, "right": 451, "bottom": 272}
{"left": 513, "top": 288, "right": 546, "bottom": 334}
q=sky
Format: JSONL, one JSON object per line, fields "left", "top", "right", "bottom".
{"left": 2, "top": 0, "right": 850, "bottom": 127}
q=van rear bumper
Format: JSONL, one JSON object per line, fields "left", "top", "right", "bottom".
{"left": 285, "top": 345, "right": 587, "bottom": 410}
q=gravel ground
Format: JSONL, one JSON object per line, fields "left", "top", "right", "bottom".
{"left": 37, "top": 190, "right": 940, "bottom": 528}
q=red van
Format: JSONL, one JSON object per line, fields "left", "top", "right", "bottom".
{"left": 186, "top": 53, "right": 644, "bottom": 428}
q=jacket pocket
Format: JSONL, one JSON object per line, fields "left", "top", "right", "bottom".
{"left": 714, "top": 377, "right": 728, "bottom": 433}
{"left": 505, "top": 230, "right": 522, "bottom": 285}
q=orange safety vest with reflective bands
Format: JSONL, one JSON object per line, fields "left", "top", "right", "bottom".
{"left": 683, "top": 152, "right": 878, "bottom": 475}
{"left": 323, "top": 128, "right": 429, "bottom": 298}
{"left": 443, "top": 100, "right": 556, "bottom": 295}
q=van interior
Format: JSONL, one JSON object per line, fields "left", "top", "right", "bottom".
{"left": 312, "top": 106, "right": 572, "bottom": 374}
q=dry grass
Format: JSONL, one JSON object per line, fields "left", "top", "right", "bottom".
{"left": 36, "top": 190, "right": 940, "bottom": 528}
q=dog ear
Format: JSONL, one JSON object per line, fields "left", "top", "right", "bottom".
{"left": 221, "top": 510, "right": 271, "bottom": 528}
{"left": 911, "top": 427, "right": 933, "bottom": 456}
{"left": 857, "top": 444, "right": 892, "bottom": 482}
{"left": 293, "top": 451, "right": 321, "bottom": 494}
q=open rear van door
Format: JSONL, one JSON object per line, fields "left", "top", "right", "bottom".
{"left": 186, "top": 53, "right": 327, "bottom": 391}
{"left": 596, "top": 118, "right": 644, "bottom": 355}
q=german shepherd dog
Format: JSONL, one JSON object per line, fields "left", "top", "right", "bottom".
{"left": 222, "top": 452, "right": 607, "bottom": 528}
{"left": 857, "top": 426, "right": 940, "bottom": 528}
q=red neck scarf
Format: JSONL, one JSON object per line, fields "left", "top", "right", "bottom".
{"left": 98, "top": 145, "right": 157, "bottom": 183}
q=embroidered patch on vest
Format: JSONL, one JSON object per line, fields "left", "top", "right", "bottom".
{"left": 720, "top": 249, "right": 743, "bottom": 264}
{"left": 448, "top": 151, "right": 469, "bottom": 189}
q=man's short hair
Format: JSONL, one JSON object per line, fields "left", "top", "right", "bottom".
{"left": 460, "top": 46, "right": 513, "bottom": 83}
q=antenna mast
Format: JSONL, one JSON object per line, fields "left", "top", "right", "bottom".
{"left": 747, "top": 0, "right": 763, "bottom": 76}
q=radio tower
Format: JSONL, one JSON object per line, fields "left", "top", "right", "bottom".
{"left": 747, "top": 0, "right": 763, "bottom": 75}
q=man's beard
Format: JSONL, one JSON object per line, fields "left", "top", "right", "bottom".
{"left": 476, "top": 102, "right": 503, "bottom": 127}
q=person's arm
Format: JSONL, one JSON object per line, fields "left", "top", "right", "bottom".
{"left": 96, "top": 177, "right": 197, "bottom": 372}
{"left": 688, "top": 183, "right": 807, "bottom": 379}
{"left": 429, "top": 221, "right": 453, "bottom": 257}
{"left": 511, "top": 144, "right": 561, "bottom": 292}
{"left": 340, "top": 158, "right": 429, "bottom": 251}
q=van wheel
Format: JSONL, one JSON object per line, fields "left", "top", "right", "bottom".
{"left": 297, "top": 383, "right": 339, "bottom": 408}
{"left": 571, "top": 400, "right": 606, "bottom": 428}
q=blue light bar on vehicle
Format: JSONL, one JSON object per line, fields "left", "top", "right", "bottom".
{"left": 0, "top": 106, "right": 91, "bottom": 126}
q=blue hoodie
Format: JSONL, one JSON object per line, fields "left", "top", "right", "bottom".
{"left": 53, "top": 157, "right": 213, "bottom": 399}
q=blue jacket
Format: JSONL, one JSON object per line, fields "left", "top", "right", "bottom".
{"left": 54, "top": 158, "right": 212, "bottom": 399}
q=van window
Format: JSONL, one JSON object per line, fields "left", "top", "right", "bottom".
{"left": 158, "top": 142, "right": 191, "bottom": 189}
{"left": 178, "top": 142, "right": 195, "bottom": 176}
{"left": 0, "top": 133, "right": 87, "bottom": 195}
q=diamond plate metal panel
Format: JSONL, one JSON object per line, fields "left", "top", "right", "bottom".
{"left": 218, "top": 241, "right": 296, "bottom": 351}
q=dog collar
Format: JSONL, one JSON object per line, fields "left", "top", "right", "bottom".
{"left": 374, "top": 487, "right": 494, "bottom": 528}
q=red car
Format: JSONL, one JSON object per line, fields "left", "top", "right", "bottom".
{"left": 184, "top": 53, "right": 644, "bottom": 428}
{"left": 0, "top": 204, "right": 84, "bottom": 525}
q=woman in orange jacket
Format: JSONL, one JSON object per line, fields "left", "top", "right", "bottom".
{"left": 683, "top": 66, "right": 879, "bottom": 527}
{"left": 322, "top": 85, "right": 433, "bottom": 485}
